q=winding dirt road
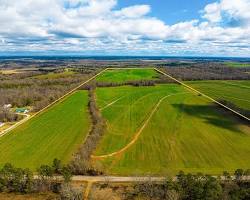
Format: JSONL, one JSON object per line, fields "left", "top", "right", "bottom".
{"left": 91, "top": 92, "right": 188, "bottom": 160}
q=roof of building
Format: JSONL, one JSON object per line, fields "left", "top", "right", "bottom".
{"left": 15, "top": 108, "right": 28, "bottom": 113}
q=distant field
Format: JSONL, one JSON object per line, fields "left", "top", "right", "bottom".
{"left": 0, "top": 91, "right": 90, "bottom": 170}
{"left": 95, "top": 68, "right": 159, "bottom": 83}
{"left": 187, "top": 80, "right": 250, "bottom": 112}
{"left": 224, "top": 62, "right": 250, "bottom": 68}
{"left": 93, "top": 84, "right": 250, "bottom": 175}
{"left": 34, "top": 71, "right": 75, "bottom": 79}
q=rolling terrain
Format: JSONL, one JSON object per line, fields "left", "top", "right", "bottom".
{"left": 0, "top": 68, "right": 249, "bottom": 176}
{"left": 92, "top": 69, "right": 250, "bottom": 175}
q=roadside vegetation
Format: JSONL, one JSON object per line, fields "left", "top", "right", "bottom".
{"left": 0, "top": 161, "right": 249, "bottom": 200}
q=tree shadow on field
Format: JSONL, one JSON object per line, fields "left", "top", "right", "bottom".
{"left": 172, "top": 103, "right": 248, "bottom": 133}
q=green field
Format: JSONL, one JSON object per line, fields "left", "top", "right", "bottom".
{"left": 0, "top": 91, "right": 90, "bottom": 170}
{"left": 34, "top": 71, "right": 75, "bottom": 79}
{"left": 93, "top": 84, "right": 250, "bottom": 175}
{"left": 187, "top": 80, "right": 250, "bottom": 111}
{"left": 224, "top": 62, "right": 250, "bottom": 68}
{"left": 96, "top": 68, "right": 159, "bottom": 83}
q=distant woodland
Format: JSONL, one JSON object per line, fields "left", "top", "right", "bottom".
{"left": 0, "top": 67, "right": 98, "bottom": 122}
{"left": 0, "top": 59, "right": 249, "bottom": 122}
{"left": 161, "top": 62, "right": 250, "bottom": 81}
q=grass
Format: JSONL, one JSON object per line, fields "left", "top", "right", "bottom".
{"left": 186, "top": 80, "right": 250, "bottom": 111}
{"left": 0, "top": 193, "right": 58, "bottom": 200}
{"left": 93, "top": 84, "right": 250, "bottom": 175}
{"left": 0, "top": 91, "right": 90, "bottom": 170}
{"left": 95, "top": 68, "right": 159, "bottom": 83}
{"left": 224, "top": 62, "right": 250, "bottom": 68}
{"left": 34, "top": 71, "right": 75, "bottom": 79}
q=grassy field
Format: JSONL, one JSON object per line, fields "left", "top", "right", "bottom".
{"left": 93, "top": 84, "right": 250, "bottom": 175}
{"left": 96, "top": 68, "right": 159, "bottom": 83}
{"left": 224, "top": 62, "right": 250, "bottom": 68}
{"left": 0, "top": 91, "right": 90, "bottom": 170}
{"left": 34, "top": 71, "right": 75, "bottom": 79}
{"left": 0, "top": 193, "right": 58, "bottom": 200}
{"left": 187, "top": 80, "right": 250, "bottom": 111}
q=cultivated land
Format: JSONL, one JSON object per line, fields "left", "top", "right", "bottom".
{"left": 34, "top": 71, "right": 75, "bottom": 79}
{"left": 224, "top": 62, "right": 250, "bottom": 68}
{"left": 95, "top": 68, "right": 159, "bottom": 83}
{"left": 187, "top": 80, "right": 250, "bottom": 111}
{"left": 0, "top": 91, "right": 90, "bottom": 170}
{"left": 0, "top": 68, "right": 249, "bottom": 176}
{"left": 92, "top": 69, "right": 250, "bottom": 175}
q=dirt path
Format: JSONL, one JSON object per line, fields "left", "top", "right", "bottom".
{"left": 154, "top": 68, "right": 250, "bottom": 121}
{"left": 39, "top": 175, "right": 250, "bottom": 183}
{"left": 100, "top": 96, "right": 124, "bottom": 111}
{"left": 91, "top": 92, "right": 187, "bottom": 159}
{"left": 83, "top": 181, "right": 95, "bottom": 200}
{"left": 0, "top": 113, "right": 30, "bottom": 138}
{"left": 0, "top": 69, "right": 108, "bottom": 138}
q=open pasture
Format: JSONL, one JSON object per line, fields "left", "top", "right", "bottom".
{"left": 0, "top": 91, "right": 90, "bottom": 170}
{"left": 95, "top": 68, "right": 159, "bottom": 83}
{"left": 224, "top": 62, "right": 250, "bottom": 68}
{"left": 34, "top": 71, "right": 75, "bottom": 79}
{"left": 187, "top": 80, "right": 250, "bottom": 112}
{"left": 93, "top": 83, "right": 250, "bottom": 175}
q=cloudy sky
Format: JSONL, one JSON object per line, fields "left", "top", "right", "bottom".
{"left": 0, "top": 0, "right": 250, "bottom": 56}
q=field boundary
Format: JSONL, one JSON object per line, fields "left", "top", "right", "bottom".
{"left": 1, "top": 66, "right": 249, "bottom": 138}
{"left": 0, "top": 69, "right": 108, "bottom": 138}
{"left": 154, "top": 68, "right": 250, "bottom": 121}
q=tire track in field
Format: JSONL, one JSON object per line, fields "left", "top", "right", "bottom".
{"left": 100, "top": 96, "right": 125, "bottom": 111}
{"left": 91, "top": 92, "right": 188, "bottom": 159}
{"left": 103, "top": 90, "right": 163, "bottom": 135}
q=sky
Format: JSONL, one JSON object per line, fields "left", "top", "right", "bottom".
{"left": 0, "top": 0, "right": 250, "bottom": 57}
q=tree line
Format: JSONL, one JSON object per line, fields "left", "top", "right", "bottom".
{"left": 0, "top": 68, "right": 97, "bottom": 122}
{"left": 161, "top": 63, "right": 250, "bottom": 81}
{"left": 0, "top": 161, "right": 249, "bottom": 200}
{"left": 70, "top": 86, "right": 106, "bottom": 175}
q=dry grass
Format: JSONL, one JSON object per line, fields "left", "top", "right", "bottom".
{"left": 0, "top": 193, "right": 59, "bottom": 200}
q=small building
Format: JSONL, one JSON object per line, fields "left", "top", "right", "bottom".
{"left": 15, "top": 108, "right": 29, "bottom": 114}
{"left": 0, "top": 122, "right": 4, "bottom": 128}
{"left": 3, "top": 104, "right": 12, "bottom": 109}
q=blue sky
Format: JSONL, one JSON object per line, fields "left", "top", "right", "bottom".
{"left": 118, "top": 0, "right": 213, "bottom": 24}
{"left": 0, "top": 0, "right": 249, "bottom": 57}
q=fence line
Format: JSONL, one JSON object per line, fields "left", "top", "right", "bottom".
{"left": 0, "top": 68, "right": 108, "bottom": 137}
{"left": 154, "top": 68, "right": 250, "bottom": 121}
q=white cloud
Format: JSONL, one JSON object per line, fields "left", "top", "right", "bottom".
{"left": 202, "top": 2, "right": 221, "bottom": 23}
{"left": 114, "top": 5, "right": 151, "bottom": 18}
{"left": 0, "top": 0, "right": 249, "bottom": 56}
{"left": 202, "top": 0, "right": 250, "bottom": 26}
